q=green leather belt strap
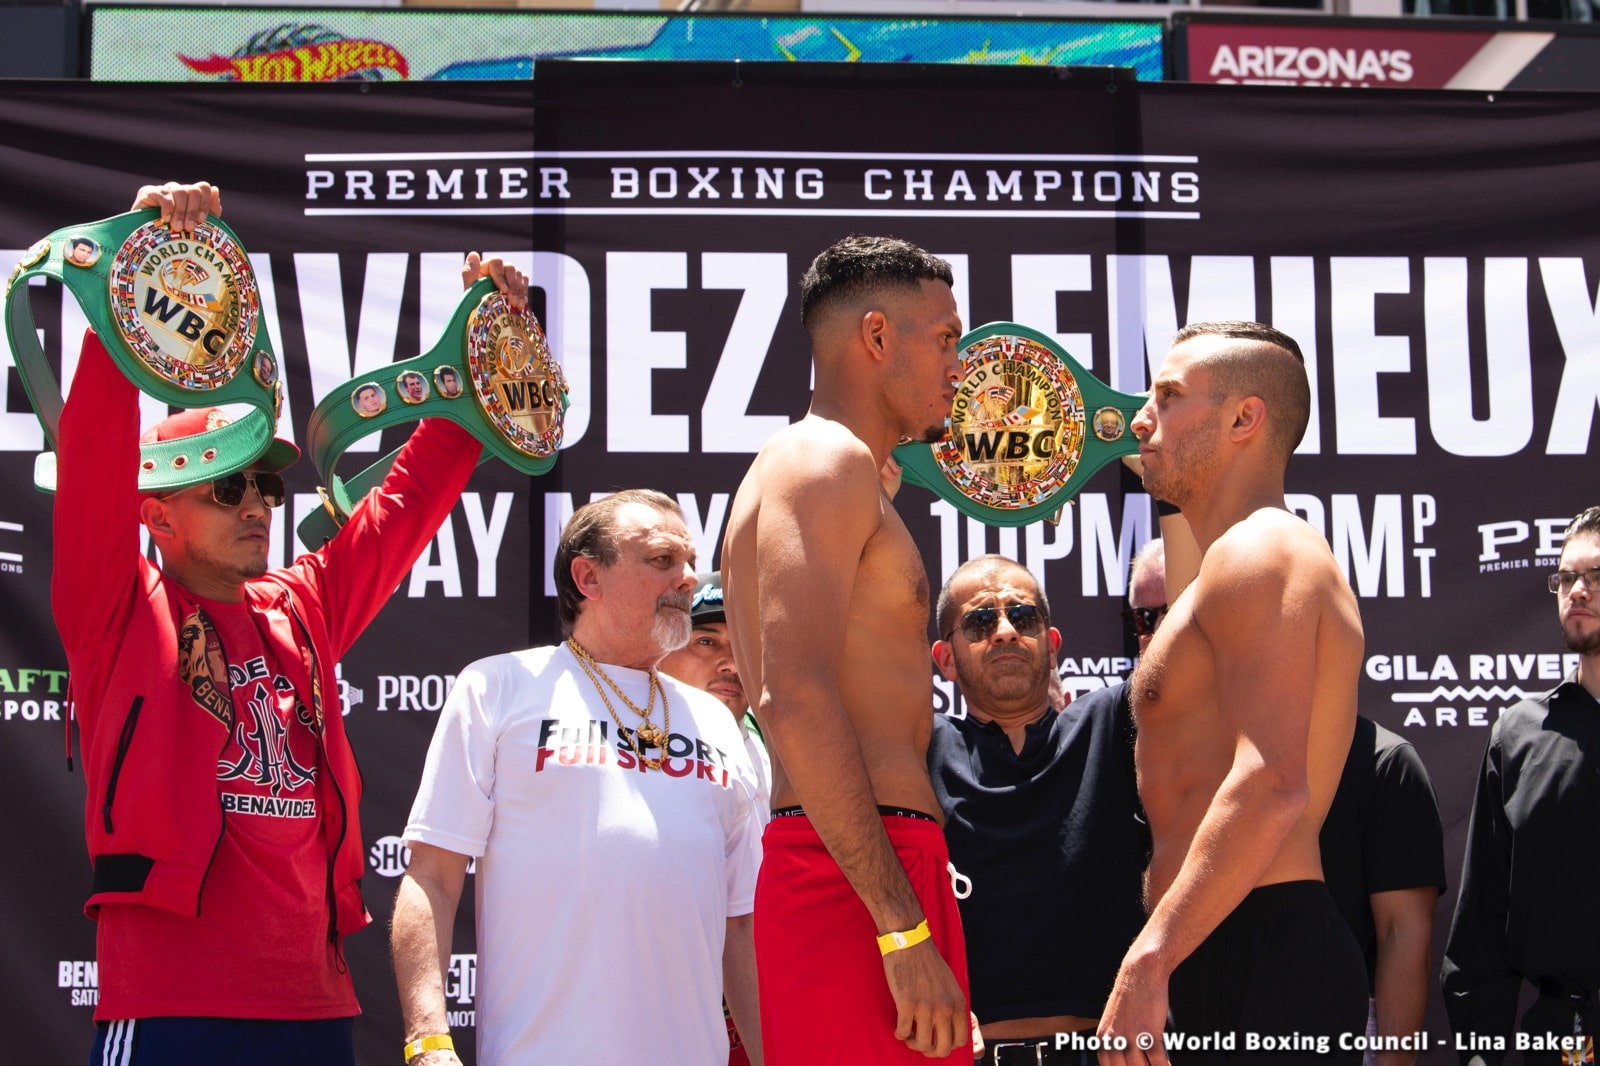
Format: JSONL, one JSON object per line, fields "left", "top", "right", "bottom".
{"left": 5, "top": 207, "right": 283, "bottom": 493}
{"left": 297, "top": 278, "right": 568, "bottom": 546}
{"left": 894, "top": 322, "right": 1147, "bottom": 528}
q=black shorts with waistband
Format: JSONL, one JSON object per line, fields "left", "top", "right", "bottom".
{"left": 1167, "top": 880, "right": 1366, "bottom": 1065}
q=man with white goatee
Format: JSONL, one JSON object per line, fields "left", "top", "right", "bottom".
{"left": 391, "top": 489, "right": 765, "bottom": 1066}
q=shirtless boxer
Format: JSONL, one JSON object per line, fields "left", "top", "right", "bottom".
{"left": 723, "top": 235, "right": 972, "bottom": 1063}
{"left": 1099, "top": 321, "right": 1367, "bottom": 1065}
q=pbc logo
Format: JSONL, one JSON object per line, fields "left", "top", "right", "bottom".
{"left": 1478, "top": 517, "right": 1569, "bottom": 573}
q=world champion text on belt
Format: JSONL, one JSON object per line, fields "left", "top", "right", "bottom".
{"left": 4, "top": 208, "right": 285, "bottom": 495}
{"left": 297, "top": 278, "right": 569, "bottom": 548}
{"left": 893, "top": 322, "right": 1147, "bottom": 528}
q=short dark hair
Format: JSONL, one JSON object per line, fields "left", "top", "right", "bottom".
{"left": 554, "top": 489, "right": 681, "bottom": 635}
{"left": 1172, "top": 320, "right": 1310, "bottom": 462}
{"left": 70, "top": 237, "right": 93, "bottom": 250}
{"left": 935, "top": 554, "right": 1050, "bottom": 641}
{"left": 800, "top": 235, "right": 953, "bottom": 340}
{"left": 1564, "top": 506, "right": 1600, "bottom": 545}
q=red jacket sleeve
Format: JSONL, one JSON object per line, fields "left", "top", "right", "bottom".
{"left": 279, "top": 418, "right": 483, "bottom": 658}
{"left": 50, "top": 330, "right": 146, "bottom": 652}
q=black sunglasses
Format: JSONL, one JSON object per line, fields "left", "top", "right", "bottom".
{"left": 207, "top": 471, "right": 286, "bottom": 509}
{"left": 949, "top": 603, "right": 1045, "bottom": 643}
{"left": 1123, "top": 605, "right": 1167, "bottom": 639}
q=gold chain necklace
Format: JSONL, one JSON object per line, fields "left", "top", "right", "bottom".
{"left": 566, "top": 638, "right": 671, "bottom": 770}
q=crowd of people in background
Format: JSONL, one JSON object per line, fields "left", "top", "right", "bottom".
{"left": 42, "top": 184, "right": 1600, "bottom": 1066}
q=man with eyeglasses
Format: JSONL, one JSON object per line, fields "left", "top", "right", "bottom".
{"left": 927, "top": 554, "right": 1148, "bottom": 1065}
{"left": 1100, "top": 321, "right": 1368, "bottom": 1065}
{"left": 1443, "top": 505, "right": 1600, "bottom": 1065}
{"left": 50, "top": 181, "right": 526, "bottom": 1066}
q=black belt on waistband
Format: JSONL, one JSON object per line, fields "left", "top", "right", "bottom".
{"left": 770, "top": 804, "right": 938, "bottom": 824}
{"left": 983, "top": 1036, "right": 1097, "bottom": 1066}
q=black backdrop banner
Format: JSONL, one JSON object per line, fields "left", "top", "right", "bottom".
{"left": 2, "top": 65, "right": 1597, "bottom": 1064}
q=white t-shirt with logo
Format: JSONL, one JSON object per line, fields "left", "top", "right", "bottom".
{"left": 743, "top": 727, "right": 773, "bottom": 824}
{"left": 404, "top": 644, "right": 763, "bottom": 1066}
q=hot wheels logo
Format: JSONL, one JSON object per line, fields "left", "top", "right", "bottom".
{"left": 179, "top": 25, "right": 409, "bottom": 82}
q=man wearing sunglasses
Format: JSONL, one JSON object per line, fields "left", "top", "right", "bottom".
{"left": 1443, "top": 505, "right": 1600, "bottom": 1064}
{"left": 1099, "top": 321, "right": 1368, "bottom": 1065}
{"left": 927, "top": 555, "right": 1148, "bottom": 1065}
{"left": 1124, "top": 539, "right": 1167, "bottom": 658}
{"left": 50, "top": 181, "right": 528, "bottom": 1066}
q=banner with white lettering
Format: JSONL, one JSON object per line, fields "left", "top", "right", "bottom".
{"left": 2, "top": 66, "right": 1596, "bottom": 1062}
{"left": 1175, "top": 12, "right": 1600, "bottom": 90}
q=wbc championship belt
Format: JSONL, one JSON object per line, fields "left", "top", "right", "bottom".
{"left": 4, "top": 208, "right": 283, "bottom": 493}
{"left": 894, "top": 322, "right": 1147, "bottom": 527}
{"left": 297, "top": 276, "right": 568, "bottom": 546}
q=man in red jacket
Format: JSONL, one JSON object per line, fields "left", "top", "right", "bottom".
{"left": 52, "top": 180, "right": 526, "bottom": 1066}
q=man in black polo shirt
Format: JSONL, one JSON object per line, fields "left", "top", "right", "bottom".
{"left": 1319, "top": 717, "right": 1446, "bottom": 1066}
{"left": 927, "top": 553, "right": 1148, "bottom": 1065}
{"left": 1443, "top": 504, "right": 1600, "bottom": 1065}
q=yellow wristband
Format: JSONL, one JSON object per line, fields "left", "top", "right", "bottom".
{"left": 403, "top": 1034, "right": 454, "bottom": 1063}
{"left": 877, "top": 919, "right": 932, "bottom": 956}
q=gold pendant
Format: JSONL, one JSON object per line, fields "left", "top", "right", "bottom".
{"left": 637, "top": 722, "right": 667, "bottom": 749}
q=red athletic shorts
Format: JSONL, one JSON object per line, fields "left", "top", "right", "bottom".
{"left": 755, "top": 812, "right": 973, "bottom": 1065}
